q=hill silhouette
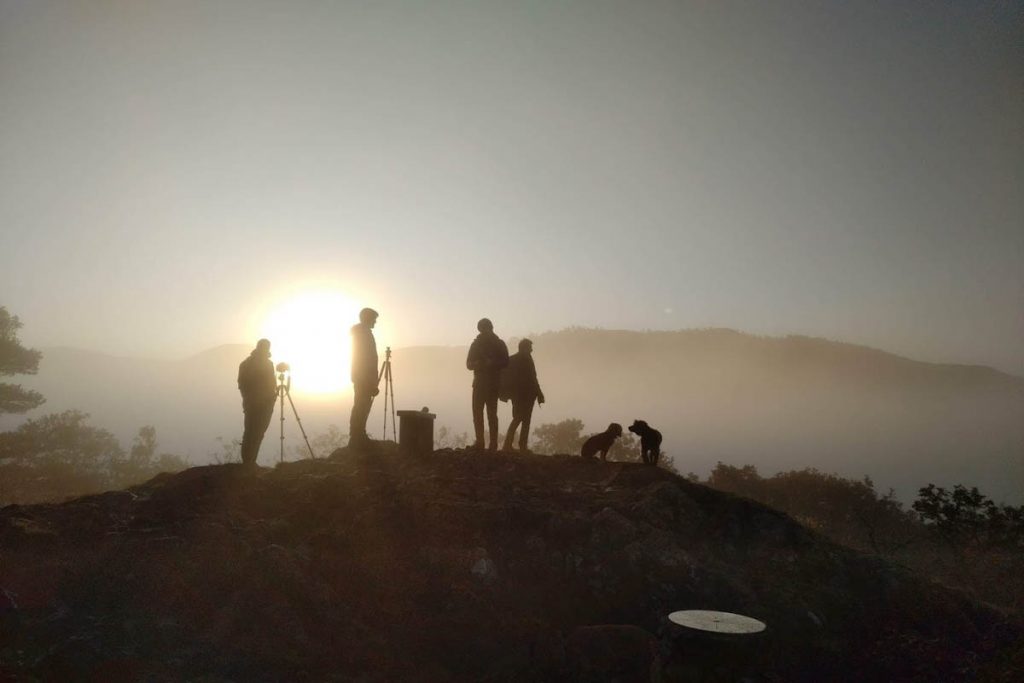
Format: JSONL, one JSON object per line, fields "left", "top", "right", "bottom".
{"left": 1, "top": 447, "right": 1020, "bottom": 681}
{"left": 5, "top": 328, "right": 1021, "bottom": 503}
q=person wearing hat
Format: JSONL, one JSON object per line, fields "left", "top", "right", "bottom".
{"left": 237, "top": 338, "right": 277, "bottom": 465}
{"left": 466, "top": 317, "right": 509, "bottom": 450}
{"left": 349, "top": 307, "right": 380, "bottom": 448}
{"left": 502, "top": 338, "right": 545, "bottom": 452}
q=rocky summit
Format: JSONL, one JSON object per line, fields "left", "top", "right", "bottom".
{"left": 1, "top": 446, "right": 1020, "bottom": 682}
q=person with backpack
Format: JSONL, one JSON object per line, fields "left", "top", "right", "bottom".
{"left": 237, "top": 338, "right": 278, "bottom": 466}
{"left": 501, "top": 338, "right": 545, "bottom": 453}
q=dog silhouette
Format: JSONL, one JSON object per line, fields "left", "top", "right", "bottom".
{"left": 581, "top": 423, "right": 623, "bottom": 461}
{"left": 628, "top": 420, "right": 662, "bottom": 465}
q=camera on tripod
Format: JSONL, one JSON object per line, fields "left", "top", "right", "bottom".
{"left": 272, "top": 360, "right": 315, "bottom": 461}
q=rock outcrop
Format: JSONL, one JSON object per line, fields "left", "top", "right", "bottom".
{"left": 1, "top": 445, "right": 1020, "bottom": 681}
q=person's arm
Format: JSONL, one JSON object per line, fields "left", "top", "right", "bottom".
{"left": 238, "top": 360, "right": 250, "bottom": 396}
{"left": 350, "top": 330, "right": 362, "bottom": 383}
{"left": 529, "top": 357, "right": 544, "bottom": 403}
{"left": 266, "top": 362, "right": 279, "bottom": 402}
{"left": 466, "top": 339, "right": 480, "bottom": 370}
{"left": 366, "top": 348, "right": 381, "bottom": 389}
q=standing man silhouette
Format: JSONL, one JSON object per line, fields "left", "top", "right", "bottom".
{"left": 466, "top": 318, "right": 509, "bottom": 450}
{"left": 238, "top": 338, "right": 277, "bottom": 466}
{"left": 502, "top": 338, "right": 545, "bottom": 452}
{"left": 349, "top": 307, "right": 380, "bottom": 449}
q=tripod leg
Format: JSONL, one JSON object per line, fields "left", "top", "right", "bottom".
{"left": 279, "top": 386, "right": 285, "bottom": 463}
{"left": 381, "top": 363, "right": 389, "bottom": 440}
{"left": 285, "top": 389, "right": 316, "bottom": 459}
{"left": 388, "top": 365, "right": 396, "bottom": 441}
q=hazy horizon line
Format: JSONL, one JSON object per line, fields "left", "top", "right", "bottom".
{"left": 29, "top": 326, "right": 1024, "bottom": 379}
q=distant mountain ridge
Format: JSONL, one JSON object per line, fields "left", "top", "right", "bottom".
{"left": 529, "top": 327, "right": 1024, "bottom": 387}
{"left": 4, "top": 328, "right": 1021, "bottom": 503}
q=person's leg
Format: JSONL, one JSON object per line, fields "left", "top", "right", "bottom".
{"left": 518, "top": 401, "right": 535, "bottom": 451}
{"left": 240, "top": 408, "right": 256, "bottom": 464}
{"left": 472, "top": 385, "right": 485, "bottom": 448}
{"left": 251, "top": 404, "right": 275, "bottom": 462}
{"left": 505, "top": 406, "right": 521, "bottom": 451}
{"left": 350, "top": 386, "right": 372, "bottom": 444}
{"left": 486, "top": 391, "right": 499, "bottom": 450}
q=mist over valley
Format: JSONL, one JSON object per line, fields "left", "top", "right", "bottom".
{"left": 7, "top": 327, "right": 1020, "bottom": 504}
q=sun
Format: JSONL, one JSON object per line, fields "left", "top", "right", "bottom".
{"left": 257, "top": 290, "right": 361, "bottom": 396}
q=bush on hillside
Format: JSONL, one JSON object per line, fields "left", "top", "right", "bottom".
{"left": 701, "top": 463, "right": 1024, "bottom": 614}
{"left": 0, "top": 412, "right": 188, "bottom": 505}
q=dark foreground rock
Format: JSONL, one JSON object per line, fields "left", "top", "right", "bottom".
{"left": 1, "top": 446, "right": 1021, "bottom": 681}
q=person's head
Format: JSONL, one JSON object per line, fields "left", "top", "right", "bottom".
{"left": 518, "top": 338, "right": 533, "bottom": 354}
{"left": 255, "top": 338, "right": 271, "bottom": 357}
{"left": 477, "top": 318, "right": 493, "bottom": 334}
{"left": 359, "top": 307, "right": 379, "bottom": 328}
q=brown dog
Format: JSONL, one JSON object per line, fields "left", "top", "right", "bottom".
{"left": 580, "top": 423, "right": 623, "bottom": 461}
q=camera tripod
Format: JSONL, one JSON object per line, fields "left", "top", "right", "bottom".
{"left": 277, "top": 366, "right": 316, "bottom": 462}
{"left": 375, "top": 346, "right": 397, "bottom": 441}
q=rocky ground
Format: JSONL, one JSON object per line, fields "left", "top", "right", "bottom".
{"left": 1, "top": 445, "right": 1021, "bottom": 681}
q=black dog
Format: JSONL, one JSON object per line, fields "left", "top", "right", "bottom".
{"left": 628, "top": 420, "right": 662, "bottom": 466}
{"left": 580, "top": 423, "right": 623, "bottom": 461}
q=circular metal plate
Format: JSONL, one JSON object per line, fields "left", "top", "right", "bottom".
{"left": 668, "top": 610, "right": 766, "bottom": 634}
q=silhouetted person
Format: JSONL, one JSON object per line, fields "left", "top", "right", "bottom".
{"left": 349, "top": 307, "right": 380, "bottom": 448}
{"left": 238, "top": 338, "right": 277, "bottom": 466}
{"left": 502, "top": 338, "right": 545, "bottom": 452}
{"left": 466, "top": 318, "right": 509, "bottom": 450}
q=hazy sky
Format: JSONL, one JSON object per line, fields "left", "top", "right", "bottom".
{"left": 2, "top": 1, "right": 1021, "bottom": 373}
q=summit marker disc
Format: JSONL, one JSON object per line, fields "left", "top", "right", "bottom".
{"left": 668, "top": 610, "right": 766, "bottom": 634}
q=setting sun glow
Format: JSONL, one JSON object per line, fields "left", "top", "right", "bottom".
{"left": 258, "top": 290, "right": 361, "bottom": 396}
